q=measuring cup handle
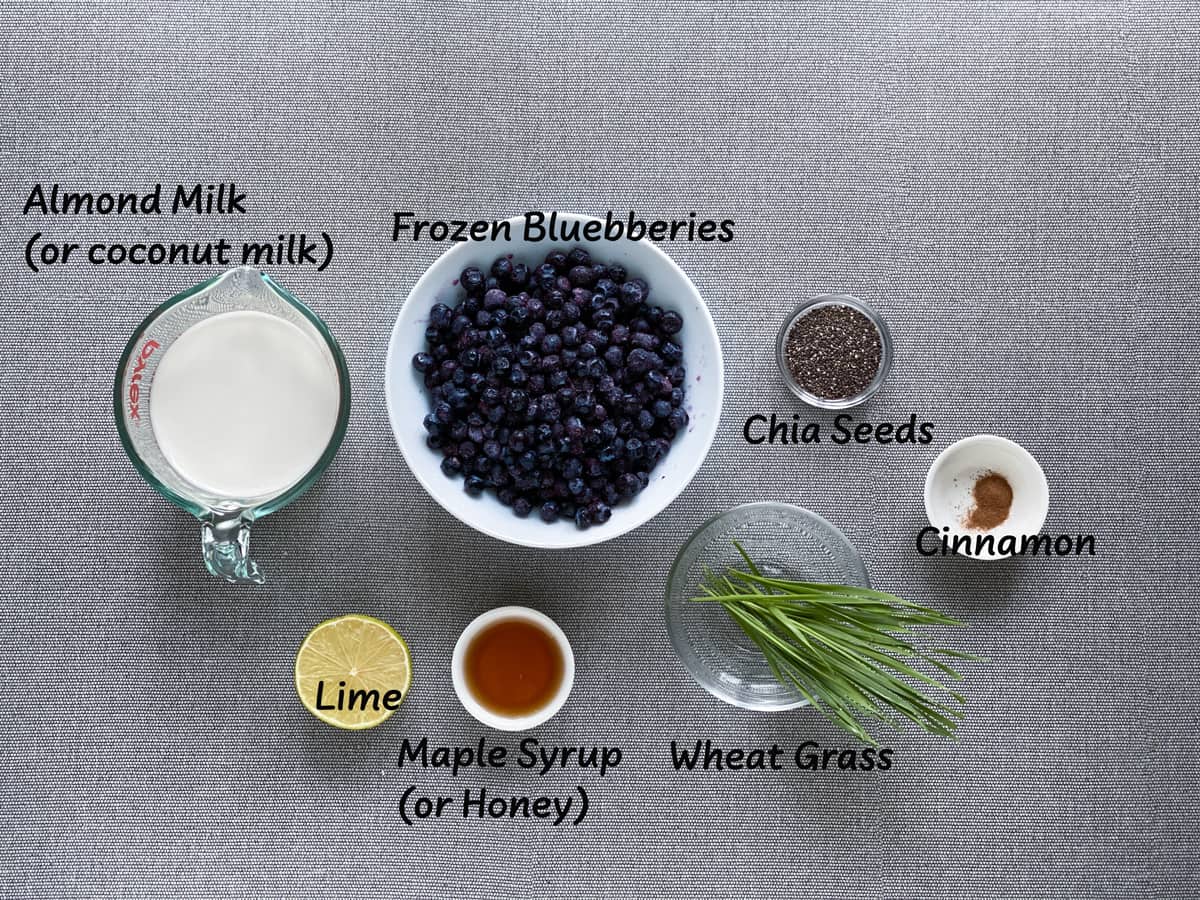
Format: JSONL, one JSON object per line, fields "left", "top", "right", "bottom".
{"left": 201, "top": 515, "right": 265, "bottom": 584}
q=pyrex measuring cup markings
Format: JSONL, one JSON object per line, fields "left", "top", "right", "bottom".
{"left": 114, "top": 267, "right": 351, "bottom": 584}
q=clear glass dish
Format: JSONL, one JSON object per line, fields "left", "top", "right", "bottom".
{"left": 776, "top": 294, "right": 892, "bottom": 408}
{"left": 664, "top": 502, "right": 869, "bottom": 710}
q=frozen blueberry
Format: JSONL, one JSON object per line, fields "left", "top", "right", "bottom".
{"left": 626, "top": 348, "right": 662, "bottom": 374}
{"left": 491, "top": 257, "right": 513, "bottom": 282}
{"left": 441, "top": 456, "right": 463, "bottom": 476}
{"left": 412, "top": 352, "right": 435, "bottom": 372}
{"left": 660, "top": 310, "right": 683, "bottom": 335}
{"left": 599, "top": 442, "right": 623, "bottom": 463}
{"left": 566, "top": 247, "right": 591, "bottom": 267}
{"left": 540, "top": 501, "right": 559, "bottom": 523}
{"left": 464, "top": 475, "right": 486, "bottom": 496}
{"left": 513, "top": 497, "right": 533, "bottom": 517}
{"left": 460, "top": 268, "right": 485, "bottom": 295}
{"left": 619, "top": 281, "right": 645, "bottom": 306}
{"left": 535, "top": 263, "right": 558, "bottom": 291}
{"left": 568, "top": 266, "right": 595, "bottom": 287}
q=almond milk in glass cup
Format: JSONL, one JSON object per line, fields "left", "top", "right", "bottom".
{"left": 114, "top": 267, "right": 350, "bottom": 583}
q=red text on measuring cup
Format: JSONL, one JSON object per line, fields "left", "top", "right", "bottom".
{"left": 128, "top": 339, "right": 160, "bottom": 420}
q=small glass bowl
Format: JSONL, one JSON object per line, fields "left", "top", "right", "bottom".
{"left": 664, "top": 502, "right": 869, "bottom": 711}
{"left": 776, "top": 294, "right": 893, "bottom": 409}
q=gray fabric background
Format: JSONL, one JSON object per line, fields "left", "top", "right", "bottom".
{"left": 0, "top": 2, "right": 1195, "bottom": 898}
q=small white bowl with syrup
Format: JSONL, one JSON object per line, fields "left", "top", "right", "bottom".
{"left": 451, "top": 606, "right": 574, "bottom": 731}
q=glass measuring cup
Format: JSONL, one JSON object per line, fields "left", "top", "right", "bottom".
{"left": 114, "top": 267, "right": 350, "bottom": 584}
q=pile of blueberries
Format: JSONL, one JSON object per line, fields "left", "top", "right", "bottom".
{"left": 414, "top": 247, "right": 688, "bottom": 528}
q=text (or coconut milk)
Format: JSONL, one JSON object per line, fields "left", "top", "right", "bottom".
{"left": 150, "top": 310, "right": 340, "bottom": 499}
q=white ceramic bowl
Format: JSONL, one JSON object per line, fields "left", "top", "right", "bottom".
{"left": 385, "top": 213, "right": 724, "bottom": 549}
{"left": 451, "top": 606, "right": 574, "bottom": 731}
{"left": 923, "top": 435, "right": 1050, "bottom": 560}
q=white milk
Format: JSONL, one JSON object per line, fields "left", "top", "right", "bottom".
{"left": 150, "top": 310, "right": 341, "bottom": 500}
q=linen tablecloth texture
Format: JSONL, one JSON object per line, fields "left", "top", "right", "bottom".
{"left": 1, "top": 2, "right": 1195, "bottom": 898}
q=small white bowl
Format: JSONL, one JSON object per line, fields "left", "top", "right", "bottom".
{"left": 923, "top": 435, "right": 1050, "bottom": 560}
{"left": 384, "top": 213, "right": 724, "bottom": 549}
{"left": 451, "top": 606, "right": 574, "bottom": 732}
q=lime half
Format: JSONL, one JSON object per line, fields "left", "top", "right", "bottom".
{"left": 295, "top": 615, "right": 412, "bottom": 730}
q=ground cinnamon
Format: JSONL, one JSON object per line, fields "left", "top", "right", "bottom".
{"left": 965, "top": 471, "right": 1013, "bottom": 530}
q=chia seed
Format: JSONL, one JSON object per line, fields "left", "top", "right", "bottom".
{"left": 783, "top": 304, "right": 883, "bottom": 400}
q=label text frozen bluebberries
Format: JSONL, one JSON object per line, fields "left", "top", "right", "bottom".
{"left": 391, "top": 210, "right": 736, "bottom": 243}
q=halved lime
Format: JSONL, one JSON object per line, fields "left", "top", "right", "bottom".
{"left": 294, "top": 615, "right": 412, "bottom": 730}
